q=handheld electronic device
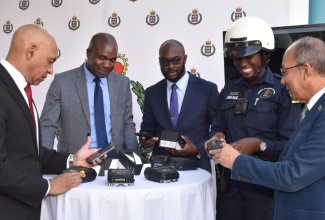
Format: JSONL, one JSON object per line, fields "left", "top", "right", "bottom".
{"left": 107, "top": 169, "right": 135, "bottom": 186}
{"left": 206, "top": 139, "right": 222, "bottom": 158}
{"left": 144, "top": 166, "right": 179, "bottom": 183}
{"left": 135, "top": 132, "right": 154, "bottom": 140}
{"left": 61, "top": 166, "right": 97, "bottom": 183}
{"left": 86, "top": 142, "right": 116, "bottom": 164}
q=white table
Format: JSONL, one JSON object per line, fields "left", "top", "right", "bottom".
{"left": 41, "top": 169, "right": 215, "bottom": 220}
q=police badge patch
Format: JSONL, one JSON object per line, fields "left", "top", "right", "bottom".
{"left": 258, "top": 88, "right": 275, "bottom": 98}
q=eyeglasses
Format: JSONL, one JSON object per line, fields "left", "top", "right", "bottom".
{"left": 159, "top": 55, "right": 185, "bottom": 67}
{"left": 280, "top": 63, "right": 305, "bottom": 76}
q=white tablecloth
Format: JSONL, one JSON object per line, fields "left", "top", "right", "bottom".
{"left": 41, "top": 169, "right": 215, "bottom": 220}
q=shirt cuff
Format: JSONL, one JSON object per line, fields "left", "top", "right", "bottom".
{"left": 45, "top": 180, "right": 50, "bottom": 196}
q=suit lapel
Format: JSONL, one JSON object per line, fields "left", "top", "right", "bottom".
{"left": 281, "top": 93, "right": 325, "bottom": 155}
{"left": 75, "top": 66, "right": 91, "bottom": 128}
{"left": 175, "top": 74, "right": 196, "bottom": 129}
{"left": 107, "top": 72, "right": 117, "bottom": 129}
{"left": 0, "top": 64, "right": 39, "bottom": 153}
{"left": 159, "top": 80, "right": 174, "bottom": 129}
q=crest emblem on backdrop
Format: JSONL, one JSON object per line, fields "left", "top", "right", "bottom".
{"left": 3, "top": 20, "right": 13, "bottom": 34}
{"left": 34, "top": 17, "right": 44, "bottom": 26}
{"left": 57, "top": 49, "right": 61, "bottom": 59}
{"left": 231, "top": 6, "right": 246, "bottom": 21}
{"left": 201, "top": 40, "right": 216, "bottom": 57}
{"left": 112, "top": 53, "right": 145, "bottom": 113}
{"left": 68, "top": 16, "right": 80, "bottom": 31}
{"left": 51, "top": 0, "right": 63, "bottom": 7}
{"left": 146, "top": 10, "right": 159, "bottom": 26}
{"left": 114, "top": 53, "right": 129, "bottom": 75}
{"left": 89, "top": 0, "right": 100, "bottom": 5}
{"left": 190, "top": 67, "right": 201, "bottom": 78}
{"left": 19, "top": 0, "right": 29, "bottom": 10}
{"left": 188, "top": 9, "right": 202, "bottom": 25}
{"left": 108, "top": 12, "right": 121, "bottom": 28}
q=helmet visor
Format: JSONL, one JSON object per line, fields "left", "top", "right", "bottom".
{"left": 224, "top": 40, "right": 262, "bottom": 58}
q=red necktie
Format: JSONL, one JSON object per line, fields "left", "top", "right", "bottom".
{"left": 24, "top": 83, "right": 36, "bottom": 131}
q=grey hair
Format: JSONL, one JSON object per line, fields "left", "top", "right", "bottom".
{"left": 292, "top": 36, "right": 325, "bottom": 75}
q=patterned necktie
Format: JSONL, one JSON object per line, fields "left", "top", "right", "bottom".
{"left": 170, "top": 84, "right": 179, "bottom": 127}
{"left": 300, "top": 105, "right": 309, "bottom": 123}
{"left": 94, "top": 77, "right": 108, "bottom": 148}
{"left": 24, "top": 83, "right": 36, "bottom": 131}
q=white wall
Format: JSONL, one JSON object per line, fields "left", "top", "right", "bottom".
{"left": 0, "top": 0, "right": 308, "bottom": 131}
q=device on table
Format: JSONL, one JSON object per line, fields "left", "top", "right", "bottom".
{"left": 86, "top": 142, "right": 116, "bottom": 164}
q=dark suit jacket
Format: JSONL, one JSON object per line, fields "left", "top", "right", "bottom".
{"left": 232, "top": 93, "right": 325, "bottom": 220}
{"left": 0, "top": 64, "right": 68, "bottom": 219}
{"left": 140, "top": 73, "right": 219, "bottom": 172}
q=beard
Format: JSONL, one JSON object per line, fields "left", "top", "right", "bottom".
{"left": 161, "top": 62, "right": 186, "bottom": 83}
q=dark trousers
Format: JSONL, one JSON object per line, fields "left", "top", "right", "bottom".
{"left": 216, "top": 177, "right": 274, "bottom": 220}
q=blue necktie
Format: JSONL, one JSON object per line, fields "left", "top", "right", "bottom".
{"left": 170, "top": 84, "right": 179, "bottom": 127}
{"left": 94, "top": 77, "right": 108, "bottom": 148}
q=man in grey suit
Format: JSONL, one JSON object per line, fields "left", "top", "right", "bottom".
{"left": 41, "top": 33, "right": 138, "bottom": 154}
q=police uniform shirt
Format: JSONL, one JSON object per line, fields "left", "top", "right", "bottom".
{"left": 211, "top": 68, "right": 301, "bottom": 161}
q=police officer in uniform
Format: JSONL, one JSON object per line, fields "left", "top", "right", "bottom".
{"left": 207, "top": 16, "right": 301, "bottom": 220}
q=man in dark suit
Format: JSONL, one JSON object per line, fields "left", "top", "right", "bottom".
{"left": 212, "top": 36, "right": 325, "bottom": 220}
{"left": 0, "top": 24, "right": 102, "bottom": 219}
{"left": 139, "top": 39, "right": 219, "bottom": 172}
{"left": 40, "top": 33, "right": 138, "bottom": 154}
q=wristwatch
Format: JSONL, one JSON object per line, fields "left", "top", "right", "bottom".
{"left": 260, "top": 140, "right": 267, "bottom": 151}
{"left": 68, "top": 154, "right": 75, "bottom": 168}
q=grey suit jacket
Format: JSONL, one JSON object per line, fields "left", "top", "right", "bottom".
{"left": 40, "top": 64, "right": 138, "bottom": 153}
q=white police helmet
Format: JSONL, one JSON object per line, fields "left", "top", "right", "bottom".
{"left": 224, "top": 16, "right": 275, "bottom": 58}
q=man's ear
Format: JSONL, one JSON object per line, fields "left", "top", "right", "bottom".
{"left": 26, "top": 43, "right": 37, "bottom": 60}
{"left": 303, "top": 63, "right": 312, "bottom": 79}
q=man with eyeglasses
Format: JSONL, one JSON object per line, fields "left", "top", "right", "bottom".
{"left": 138, "top": 39, "right": 219, "bottom": 172}
{"left": 212, "top": 36, "right": 325, "bottom": 220}
{"left": 205, "top": 16, "right": 301, "bottom": 220}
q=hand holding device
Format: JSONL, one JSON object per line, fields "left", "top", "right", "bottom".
{"left": 86, "top": 143, "right": 116, "bottom": 164}
{"left": 206, "top": 139, "right": 222, "bottom": 158}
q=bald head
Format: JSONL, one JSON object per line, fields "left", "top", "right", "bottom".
{"left": 159, "top": 39, "right": 185, "bottom": 56}
{"left": 86, "top": 33, "right": 118, "bottom": 78}
{"left": 88, "top": 33, "right": 118, "bottom": 52}
{"left": 6, "top": 24, "right": 58, "bottom": 85}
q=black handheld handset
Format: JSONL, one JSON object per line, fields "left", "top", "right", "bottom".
{"left": 135, "top": 132, "right": 154, "bottom": 140}
{"left": 206, "top": 139, "right": 222, "bottom": 159}
{"left": 86, "top": 143, "right": 116, "bottom": 164}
